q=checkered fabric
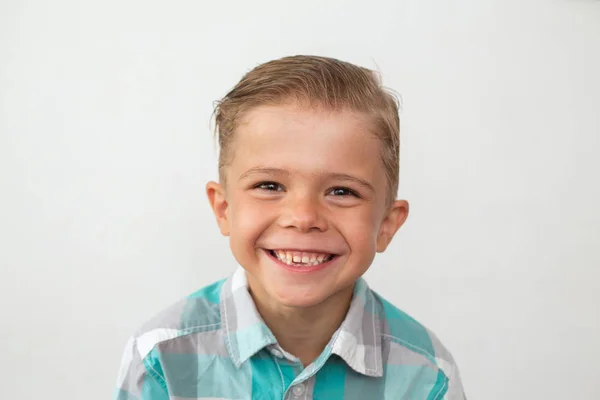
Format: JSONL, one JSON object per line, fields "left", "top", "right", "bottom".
{"left": 115, "top": 268, "right": 466, "bottom": 399}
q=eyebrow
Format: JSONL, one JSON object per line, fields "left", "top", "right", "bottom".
{"left": 239, "top": 167, "right": 289, "bottom": 181}
{"left": 327, "top": 173, "right": 375, "bottom": 193}
{"left": 239, "top": 167, "right": 375, "bottom": 193}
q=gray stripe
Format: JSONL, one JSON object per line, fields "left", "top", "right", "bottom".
{"left": 156, "top": 329, "right": 229, "bottom": 357}
{"left": 332, "top": 278, "right": 383, "bottom": 376}
{"left": 382, "top": 337, "right": 438, "bottom": 368}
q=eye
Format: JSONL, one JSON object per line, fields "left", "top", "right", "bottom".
{"left": 254, "top": 181, "right": 284, "bottom": 192}
{"left": 328, "top": 187, "right": 359, "bottom": 197}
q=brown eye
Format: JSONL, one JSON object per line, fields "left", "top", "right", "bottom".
{"left": 256, "top": 182, "right": 284, "bottom": 192}
{"left": 328, "top": 187, "right": 358, "bottom": 197}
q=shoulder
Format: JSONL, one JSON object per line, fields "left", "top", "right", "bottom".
{"left": 371, "top": 289, "right": 458, "bottom": 371}
{"left": 372, "top": 290, "right": 466, "bottom": 399}
{"left": 130, "top": 278, "right": 227, "bottom": 361}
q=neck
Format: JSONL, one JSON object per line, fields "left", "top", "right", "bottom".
{"left": 248, "top": 280, "right": 354, "bottom": 366}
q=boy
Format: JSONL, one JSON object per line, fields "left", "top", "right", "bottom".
{"left": 115, "top": 55, "right": 466, "bottom": 399}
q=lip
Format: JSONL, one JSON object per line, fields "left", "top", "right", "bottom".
{"left": 263, "top": 248, "right": 338, "bottom": 274}
{"left": 266, "top": 247, "right": 338, "bottom": 254}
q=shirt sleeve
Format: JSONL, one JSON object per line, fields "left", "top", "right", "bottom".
{"left": 442, "top": 361, "right": 467, "bottom": 400}
{"left": 114, "top": 337, "right": 170, "bottom": 400}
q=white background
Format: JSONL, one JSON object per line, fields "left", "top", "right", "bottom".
{"left": 1, "top": 0, "right": 599, "bottom": 398}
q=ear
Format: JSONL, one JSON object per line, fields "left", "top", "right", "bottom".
{"left": 206, "top": 181, "right": 230, "bottom": 236}
{"left": 376, "top": 200, "right": 409, "bottom": 252}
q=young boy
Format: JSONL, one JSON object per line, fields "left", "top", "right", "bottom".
{"left": 115, "top": 55, "right": 466, "bottom": 399}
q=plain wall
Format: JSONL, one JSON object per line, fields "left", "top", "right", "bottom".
{"left": 1, "top": 0, "right": 599, "bottom": 398}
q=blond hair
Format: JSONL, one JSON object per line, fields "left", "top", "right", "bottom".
{"left": 213, "top": 55, "right": 400, "bottom": 203}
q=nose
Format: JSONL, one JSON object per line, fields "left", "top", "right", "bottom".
{"left": 278, "top": 193, "right": 328, "bottom": 232}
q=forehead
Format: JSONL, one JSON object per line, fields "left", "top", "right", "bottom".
{"left": 229, "top": 104, "right": 387, "bottom": 186}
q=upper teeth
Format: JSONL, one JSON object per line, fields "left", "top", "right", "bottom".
{"left": 273, "top": 250, "right": 331, "bottom": 266}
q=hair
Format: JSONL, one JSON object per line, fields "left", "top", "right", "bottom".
{"left": 213, "top": 55, "right": 401, "bottom": 203}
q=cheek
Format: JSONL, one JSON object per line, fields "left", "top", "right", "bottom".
{"left": 229, "top": 196, "right": 274, "bottom": 247}
{"left": 338, "top": 208, "right": 381, "bottom": 253}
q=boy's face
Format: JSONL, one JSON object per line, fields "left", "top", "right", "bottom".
{"left": 207, "top": 104, "right": 408, "bottom": 309}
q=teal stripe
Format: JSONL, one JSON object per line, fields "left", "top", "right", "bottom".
{"left": 141, "top": 359, "right": 169, "bottom": 398}
{"left": 427, "top": 369, "right": 448, "bottom": 400}
{"left": 250, "top": 352, "right": 286, "bottom": 399}
{"left": 181, "top": 279, "right": 225, "bottom": 329}
{"left": 161, "top": 353, "right": 251, "bottom": 398}
{"left": 377, "top": 295, "right": 436, "bottom": 361}
{"left": 344, "top": 369, "right": 384, "bottom": 400}
{"left": 144, "top": 349, "right": 166, "bottom": 382}
{"left": 179, "top": 297, "right": 221, "bottom": 330}
{"left": 279, "top": 362, "right": 297, "bottom": 390}
{"left": 382, "top": 365, "right": 440, "bottom": 398}
{"left": 141, "top": 373, "right": 169, "bottom": 398}
{"left": 314, "top": 356, "right": 346, "bottom": 399}
{"left": 187, "top": 279, "right": 225, "bottom": 303}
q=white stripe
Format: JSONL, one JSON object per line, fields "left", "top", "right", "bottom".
{"left": 333, "top": 330, "right": 366, "bottom": 372}
{"left": 116, "top": 337, "right": 134, "bottom": 387}
{"left": 435, "top": 357, "right": 453, "bottom": 376}
{"left": 231, "top": 266, "right": 247, "bottom": 291}
{"left": 136, "top": 328, "right": 180, "bottom": 359}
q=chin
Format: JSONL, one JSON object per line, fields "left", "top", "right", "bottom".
{"left": 268, "top": 286, "right": 336, "bottom": 309}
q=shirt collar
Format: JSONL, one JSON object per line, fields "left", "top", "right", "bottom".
{"left": 220, "top": 267, "right": 383, "bottom": 377}
{"left": 220, "top": 268, "right": 277, "bottom": 368}
{"left": 330, "top": 277, "right": 383, "bottom": 377}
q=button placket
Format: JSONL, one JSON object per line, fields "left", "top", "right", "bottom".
{"left": 291, "top": 383, "right": 305, "bottom": 397}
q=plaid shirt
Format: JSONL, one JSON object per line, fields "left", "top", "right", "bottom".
{"left": 115, "top": 268, "right": 466, "bottom": 399}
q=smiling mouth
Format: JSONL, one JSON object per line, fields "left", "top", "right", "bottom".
{"left": 266, "top": 249, "right": 336, "bottom": 267}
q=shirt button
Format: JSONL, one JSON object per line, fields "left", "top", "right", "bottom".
{"left": 270, "top": 348, "right": 283, "bottom": 358}
{"left": 291, "top": 384, "right": 305, "bottom": 397}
